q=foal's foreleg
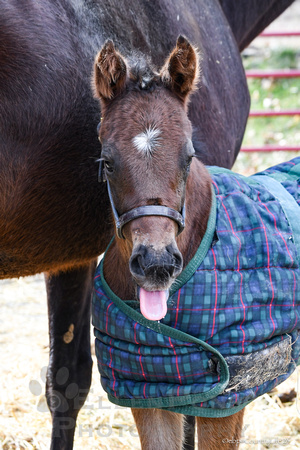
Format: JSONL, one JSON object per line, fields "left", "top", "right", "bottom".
{"left": 45, "top": 261, "right": 96, "bottom": 450}
{"left": 132, "top": 408, "right": 184, "bottom": 450}
{"left": 184, "top": 415, "right": 195, "bottom": 450}
{"left": 197, "top": 409, "right": 245, "bottom": 449}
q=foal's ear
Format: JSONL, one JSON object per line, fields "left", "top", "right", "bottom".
{"left": 160, "top": 36, "right": 199, "bottom": 102}
{"left": 93, "top": 40, "right": 127, "bottom": 101}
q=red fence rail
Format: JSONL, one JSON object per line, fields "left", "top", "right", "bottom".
{"left": 241, "top": 31, "right": 300, "bottom": 153}
{"left": 249, "top": 110, "right": 300, "bottom": 117}
{"left": 246, "top": 69, "right": 300, "bottom": 78}
{"left": 260, "top": 31, "right": 300, "bottom": 37}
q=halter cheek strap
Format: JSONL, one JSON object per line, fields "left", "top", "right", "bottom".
{"left": 97, "top": 121, "right": 186, "bottom": 239}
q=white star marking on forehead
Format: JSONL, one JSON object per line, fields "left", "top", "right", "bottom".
{"left": 132, "top": 127, "right": 161, "bottom": 157}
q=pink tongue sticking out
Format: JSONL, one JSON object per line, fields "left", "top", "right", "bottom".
{"left": 139, "top": 288, "right": 168, "bottom": 321}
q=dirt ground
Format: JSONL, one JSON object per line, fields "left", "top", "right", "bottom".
{"left": 1, "top": 2, "right": 300, "bottom": 449}
{"left": 1, "top": 276, "right": 300, "bottom": 450}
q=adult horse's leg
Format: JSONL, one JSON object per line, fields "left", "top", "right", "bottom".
{"left": 132, "top": 409, "right": 184, "bottom": 450}
{"left": 45, "top": 261, "right": 97, "bottom": 450}
{"left": 197, "top": 410, "right": 245, "bottom": 449}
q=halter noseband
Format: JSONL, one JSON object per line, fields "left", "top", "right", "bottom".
{"left": 98, "top": 148, "right": 186, "bottom": 240}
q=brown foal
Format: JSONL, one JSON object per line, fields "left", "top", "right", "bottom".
{"left": 93, "top": 37, "right": 244, "bottom": 449}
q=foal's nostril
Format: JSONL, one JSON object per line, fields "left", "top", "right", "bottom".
{"left": 173, "top": 253, "right": 183, "bottom": 276}
{"left": 166, "top": 244, "right": 183, "bottom": 276}
{"left": 129, "top": 253, "right": 146, "bottom": 278}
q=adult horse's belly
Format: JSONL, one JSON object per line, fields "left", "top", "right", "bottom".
{"left": 0, "top": 147, "right": 113, "bottom": 278}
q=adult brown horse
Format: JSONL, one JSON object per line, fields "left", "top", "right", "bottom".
{"left": 0, "top": 0, "right": 294, "bottom": 449}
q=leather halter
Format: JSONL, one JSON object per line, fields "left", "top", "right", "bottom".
{"left": 98, "top": 153, "right": 186, "bottom": 240}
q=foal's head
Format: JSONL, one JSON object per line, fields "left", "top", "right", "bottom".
{"left": 94, "top": 36, "right": 199, "bottom": 320}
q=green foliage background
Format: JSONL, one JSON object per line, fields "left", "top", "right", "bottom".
{"left": 233, "top": 42, "right": 300, "bottom": 175}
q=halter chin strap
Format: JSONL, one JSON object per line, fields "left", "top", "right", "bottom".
{"left": 106, "top": 177, "right": 185, "bottom": 239}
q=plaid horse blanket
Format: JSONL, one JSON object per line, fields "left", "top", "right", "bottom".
{"left": 93, "top": 158, "right": 300, "bottom": 418}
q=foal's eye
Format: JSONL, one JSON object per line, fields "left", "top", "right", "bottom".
{"left": 104, "top": 160, "right": 114, "bottom": 174}
{"left": 187, "top": 155, "right": 193, "bottom": 169}
{"left": 185, "top": 140, "right": 195, "bottom": 173}
{"left": 186, "top": 160, "right": 192, "bottom": 174}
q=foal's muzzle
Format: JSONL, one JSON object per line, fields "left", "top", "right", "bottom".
{"left": 129, "top": 243, "right": 183, "bottom": 290}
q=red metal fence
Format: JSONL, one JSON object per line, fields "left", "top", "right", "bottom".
{"left": 241, "top": 31, "right": 300, "bottom": 153}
